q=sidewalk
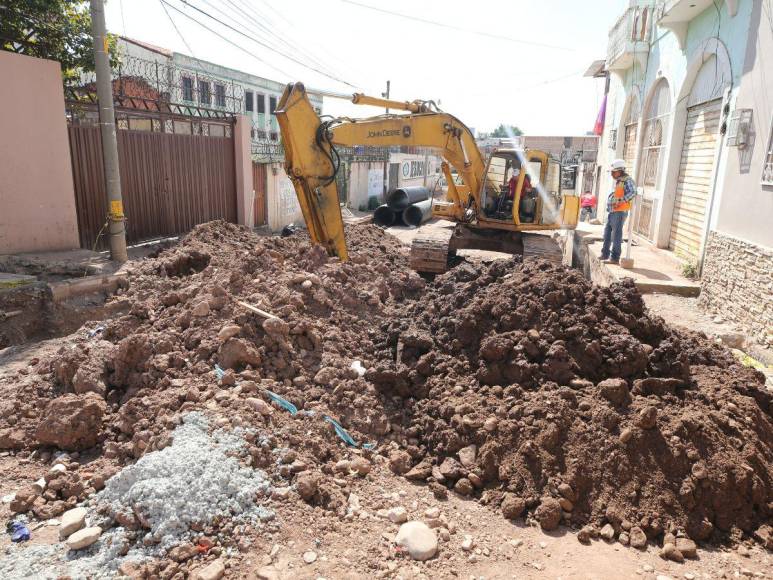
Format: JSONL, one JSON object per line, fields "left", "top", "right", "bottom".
{"left": 575, "top": 222, "right": 700, "bottom": 297}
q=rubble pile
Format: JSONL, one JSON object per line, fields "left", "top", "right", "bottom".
{"left": 0, "top": 219, "right": 771, "bottom": 565}
{"left": 371, "top": 257, "right": 773, "bottom": 550}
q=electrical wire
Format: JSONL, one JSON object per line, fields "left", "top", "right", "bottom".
{"left": 159, "top": 0, "right": 197, "bottom": 57}
{"left": 177, "top": 0, "right": 357, "bottom": 87}
{"left": 340, "top": 0, "right": 575, "bottom": 51}
{"left": 159, "top": 0, "right": 291, "bottom": 79}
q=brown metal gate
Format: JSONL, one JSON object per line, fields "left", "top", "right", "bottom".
{"left": 68, "top": 111, "right": 237, "bottom": 249}
{"left": 252, "top": 162, "right": 267, "bottom": 226}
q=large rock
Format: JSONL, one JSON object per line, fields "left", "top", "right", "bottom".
{"left": 192, "top": 559, "right": 225, "bottom": 580}
{"left": 59, "top": 507, "right": 87, "bottom": 539}
{"left": 598, "top": 378, "right": 629, "bottom": 406}
{"left": 675, "top": 537, "right": 697, "bottom": 558}
{"left": 458, "top": 445, "right": 477, "bottom": 468}
{"left": 66, "top": 526, "right": 102, "bottom": 550}
{"left": 217, "top": 338, "right": 261, "bottom": 370}
{"left": 629, "top": 526, "right": 647, "bottom": 549}
{"left": 535, "top": 497, "right": 562, "bottom": 531}
{"left": 35, "top": 394, "right": 106, "bottom": 450}
{"left": 501, "top": 493, "right": 526, "bottom": 520}
{"left": 395, "top": 521, "right": 438, "bottom": 561}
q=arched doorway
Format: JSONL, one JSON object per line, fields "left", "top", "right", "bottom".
{"left": 668, "top": 55, "right": 729, "bottom": 260}
{"left": 637, "top": 78, "right": 671, "bottom": 240}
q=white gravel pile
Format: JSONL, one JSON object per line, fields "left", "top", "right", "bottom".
{"left": 0, "top": 412, "right": 274, "bottom": 578}
{"left": 95, "top": 412, "right": 273, "bottom": 548}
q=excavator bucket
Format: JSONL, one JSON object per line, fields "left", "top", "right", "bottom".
{"left": 275, "top": 83, "right": 348, "bottom": 261}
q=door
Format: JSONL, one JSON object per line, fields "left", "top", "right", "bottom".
{"left": 669, "top": 98, "right": 722, "bottom": 260}
{"left": 252, "top": 162, "right": 267, "bottom": 226}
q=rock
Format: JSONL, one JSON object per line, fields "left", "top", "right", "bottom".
{"left": 619, "top": 427, "right": 634, "bottom": 444}
{"left": 501, "top": 493, "right": 526, "bottom": 519}
{"left": 262, "top": 316, "right": 290, "bottom": 338}
{"left": 192, "top": 559, "right": 225, "bottom": 580}
{"left": 424, "top": 506, "right": 440, "bottom": 520}
{"left": 619, "top": 532, "right": 630, "bottom": 546}
{"left": 218, "top": 338, "right": 261, "bottom": 370}
{"left": 483, "top": 417, "right": 499, "bottom": 432}
{"left": 350, "top": 457, "right": 371, "bottom": 477}
{"left": 636, "top": 406, "right": 658, "bottom": 430}
{"left": 296, "top": 473, "right": 320, "bottom": 503}
{"left": 558, "top": 498, "right": 574, "bottom": 512}
{"left": 577, "top": 525, "right": 594, "bottom": 544}
{"left": 247, "top": 397, "right": 273, "bottom": 416}
{"left": 302, "top": 551, "right": 317, "bottom": 564}
{"left": 535, "top": 497, "right": 562, "bottom": 531}
{"left": 217, "top": 325, "right": 241, "bottom": 342}
{"left": 717, "top": 331, "right": 745, "bottom": 348}
{"left": 191, "top": 301, "right": 210, "bottom": 317}
{"left": 168, "top": 543, "right": 198, "bottom": 562}
{"left": 458, "top": 445, "right": 477, "bottom": 468}
{"left": 404, "top": 462, "right": 432, "bottom": 481}
{"left": 66, "top": 526, "right": 102, "bottom": 550}
{"left": 629, "top": 526, "right": 647, "bottom": 549}
{"left": 395, "top": 521, "right": 438, "bottom": 561}
{"left": 675, "top": 537, "right": 697, "bottom": 559}
{"left": 256, "top": 567, "right": 279, "bottom": 580}
{"left": 453, "top": 478, "right": 473, "bottom": 496}
{"left": 10, "top": 485, "right": 40, "bottom": 513}
{"left": 35, "top": 394, "right": 106, "bottom": 450}
{"left": 438, "top": 457, "right": 464, "bottom": 480}
{"left": 59, "top": 507, "right": 87, "bottom": 539}
{"left": 600, "top": 523, "right": 616, "bottom": 541}
{"left": 387, "top": 506, "right": 408, "bottom": 524}
{"left": 461, "top": 535, "right": 474, "bottom": 551}
{"left": 557, "top": 483, "right": 576, "bottom": 502}
{"left": 660, "top": 542, "right": 684, "bottom": 562}
{"left": 569, "top": 378, "right": 594, "bottom": 390}
{"left": 388, "top": 450, "right": 412, "bottom": 475}
{"left": 598, "top": 378, "right": 629, "bottom": 406}
{"left": 753, "top": 524, "right": 773, "bottom": 549}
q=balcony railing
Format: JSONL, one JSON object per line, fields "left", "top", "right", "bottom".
{"left": 607, "top": 1, "right": 656, "bottom": 71}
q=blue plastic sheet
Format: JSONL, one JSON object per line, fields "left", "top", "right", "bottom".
{"left": 9, "top": 521, "right": 29, "bottom": 542}
{"left": 265, "top": 390, "right": 298, "bottom": 415}
{"left": 214, "top": 365, "right": 226, "bottom": 380}
{"left": 323, "top": 415, "right": 357, "bottom": 446}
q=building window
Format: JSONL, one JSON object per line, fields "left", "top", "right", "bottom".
{"left": 245, "top": 91, "right": 254, "bottom": 112}
{"left": 269, "top": 95, "right": 277, "bottom": 115}
{"left": 257, "top": 93, "right": 265, "bottom": 114}
{"left": 762, "top": 115, "right": 773, "bottom": 186}
{"left": 198, "top": 80, "right": 211, "bottom": 105}
{"left": 215, "top": 83, "right": 226, "bottom": 107}
{"left": 182, "top": 76, "right": 193, "bottom": 101}
{"left": 640, "top": 79, "right": 671, "bottom": 191}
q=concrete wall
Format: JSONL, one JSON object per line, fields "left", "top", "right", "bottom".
{"left": 0, "top": 52, "right": 80, "bottom": 254}
{"left": 266, "top": 163, "right": 304, "bottom": 232}
{"left": 711, "top": 0, "right": 773, "bottom": 249}
{"left": 348, "top": 160, "right": 385, "bottom": 210}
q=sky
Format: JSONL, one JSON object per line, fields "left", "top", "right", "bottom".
{"left": 105, "top": 0, "right": 624, "bottom": 135}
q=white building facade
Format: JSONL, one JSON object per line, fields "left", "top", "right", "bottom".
{"left": 597, "top": 0, "right": 771, "bottom": 346}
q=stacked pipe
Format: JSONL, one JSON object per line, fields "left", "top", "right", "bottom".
{"left": 372, "top": 186, "right": 432, "bottom": 227}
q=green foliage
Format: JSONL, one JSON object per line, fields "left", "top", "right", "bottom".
{"left": 681, "top": 261, "right": 699, "bottom": 280}
{"left": 0, "top": 0, "right": 117, "bottom": 79}
{"left": 489, "top": 124, "right": 524, "bottom": 138}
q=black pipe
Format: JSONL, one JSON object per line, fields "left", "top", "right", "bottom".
{"left": 386, "top": 186, "right": 430, "bottom": 210}
{"left": 401, "top": 199, "right": 433, "bottom": 227}
{"left": 373, "top": 204, "right": 396, "bottom": 227}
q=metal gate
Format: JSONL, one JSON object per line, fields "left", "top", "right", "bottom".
{"left": 252, "top": 162, "right": 267, "bottom": 226}
{"left": 67, "top": 106, "right": 237, "bottom": 249}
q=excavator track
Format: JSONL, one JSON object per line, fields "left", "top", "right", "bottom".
{"left": 410, "top": 229, "right": 454, "bottom": 274}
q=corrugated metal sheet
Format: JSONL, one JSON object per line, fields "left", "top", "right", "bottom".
{"left": 68, "top": 123, "right": 236, "bottom": 249}
{"left": 669, "top": 99, "right": 722, "bottom": 260}
{"left": 252, "top": 162, "right": 267, "bottom": 226}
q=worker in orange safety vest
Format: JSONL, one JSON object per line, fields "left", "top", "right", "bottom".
{"left": 600, "top": 159, "right": 637, "bottom": 264}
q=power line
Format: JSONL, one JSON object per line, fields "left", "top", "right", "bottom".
{"left": 178, "top": 0, "right": 357, "bottom": 87}
{"left": 341, "top": 0, "right": 575, "bottom": 52}
{"left": 159, "top": 0, "right": 197, "bottom": 57}
{"left": 159, "top": 0, "right": 291, "bottom": 79}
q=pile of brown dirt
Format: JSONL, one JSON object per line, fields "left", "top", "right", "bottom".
{"left": 0, "top": 220, "right": 771, "bottom": 556}
{"left": 368, "top": 257, "right": 773, "bottom": 547}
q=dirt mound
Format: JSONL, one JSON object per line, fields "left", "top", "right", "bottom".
{"left": 370, "top": 257, "right": 772, "bottom": 545}
{"left": 0, "top": 220, "right": 770, "bottom": 556}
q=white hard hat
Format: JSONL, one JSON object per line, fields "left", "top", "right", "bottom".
{"left": 610, "top": 159, "right": 626, "bottom": 171}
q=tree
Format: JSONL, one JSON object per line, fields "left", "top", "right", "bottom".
{"left": 490, "top": 124, "right": 524, "bottom": 138}
{"left": 0, "top": 1, "right": 115, "bottom": 79}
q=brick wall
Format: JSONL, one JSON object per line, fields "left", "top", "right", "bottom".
{"left": 699, "top": 230, "right": 773, "bottom": 345}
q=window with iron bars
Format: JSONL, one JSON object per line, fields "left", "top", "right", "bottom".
{"left": 257, "top": 93, "right": 265, "bottom": 114}
{"left": 198, "top": 80, "right": 211, "bottom": 105}
{"left": 182, "top": 76, "right": 193, "bottom": 102}
{"left": 246, "top": 91, "right": 254, "bottom": 112}
{"left": 762, "top": 114, "right": 773, "bottom": 186}
{"left": 215, "top": 84, "right": 226, "bottom": 107}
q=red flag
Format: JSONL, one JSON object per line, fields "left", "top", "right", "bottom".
{"left": 593, "top": 94, "right": 607, "bottom": 136}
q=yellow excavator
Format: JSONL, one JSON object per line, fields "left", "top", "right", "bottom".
{"left": 276, "top": 82, "right": 580, "bottom": 273}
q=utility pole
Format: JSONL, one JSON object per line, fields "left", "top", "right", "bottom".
{"left": 90, "top": 0, "right": 128, "bottom": 262}
{"left": 381, "top": 80, "right": 390, "bottom": 198}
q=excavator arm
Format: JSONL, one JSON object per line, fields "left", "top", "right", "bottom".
{"left": 275, "top": 82, "right": 486, "bottom": 261}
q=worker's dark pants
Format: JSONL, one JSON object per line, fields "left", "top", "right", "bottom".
{"left": 601, "top": 210, "right": 627, "bottom": 261}
{"left": 580, "top": 207, "right": 594, "bottom": 222}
